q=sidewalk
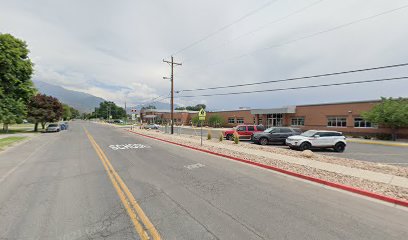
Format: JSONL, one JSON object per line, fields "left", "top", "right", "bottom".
{"left": 189, "top": 135, "right": 408, "bottom": 188}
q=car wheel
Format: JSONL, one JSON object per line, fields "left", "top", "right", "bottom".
{"left": 259, "top": 138, "right": 268, "bottom": 146}
{"left": 299, "top": 142, "right": 311, "bottom": 151}
{"left": 226, "top": 134, "right": 233, "bottom": 140}
{"left": 57, "top": 129, "right": 60, "bottom": 132}
{"left": 334, "top": 142, "right": 346, "bottom": 152}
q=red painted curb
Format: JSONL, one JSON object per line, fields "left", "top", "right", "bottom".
{"left": 126, "top": 129, "right": 408, "bottom": 208}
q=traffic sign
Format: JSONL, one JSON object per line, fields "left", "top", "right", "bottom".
{"left": 198, "top": 108, "right": 206, "bottom": 121}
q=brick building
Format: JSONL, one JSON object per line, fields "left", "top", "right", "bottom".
{"left": 140, "top": 100, "right": 408, "bottom": 138}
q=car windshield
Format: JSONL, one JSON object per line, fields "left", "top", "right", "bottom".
{"left": 300, "top": 130, "right": 317, "bottom": 137}
{"left": 264, "top": 128, "right": 276, "bottom": 133}
{"left": 48, "top": 124, "right": 58, "bottom": 127}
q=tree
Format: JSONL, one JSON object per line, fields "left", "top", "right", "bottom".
{"left": 62, "top": 104, "right": 72, "bottom": 121}
{"left": 70, "top": 107, "right": 80, "bottom": 119}
{"left": 208, "top": 114, "right": 224, "bottom": 128}
{"left": 93, "top": 101, "right": 126, "bottom": 120}
{"left": 186, "top": 104, "right": 206, "bottom": 111}
{"left": 0, "top": 33, "right": 35, "bottom": 131}
{"left": 175, "top": 107, "right": 186, "bottom": 110}
{"left": 27, "top": 94, "right": 63, "bottom": 131}
{"left": 191, "top": 115, "right": 200, "bottom": 126}
{"left": 362, "top": 97, "right": 408, "bottom": 141}
{"left": 141, "top": 105, "right": 156, "bottom": 110}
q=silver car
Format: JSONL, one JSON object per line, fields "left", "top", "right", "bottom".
{"left": 46, "top": 123, "right": 61, "bottom": 132}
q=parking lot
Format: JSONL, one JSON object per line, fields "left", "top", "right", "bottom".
{"left": 159, "top": 126, "right": 408, "bottom": 166}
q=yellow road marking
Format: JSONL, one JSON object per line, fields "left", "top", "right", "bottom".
{"left": 84, "top": 127, "right": 161, "bottom": 240}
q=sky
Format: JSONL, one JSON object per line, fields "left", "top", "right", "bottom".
{"left": 1, "top": 0, "right": 408, "bottom": 110}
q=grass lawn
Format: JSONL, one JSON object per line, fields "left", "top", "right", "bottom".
{"left": 0, "top": 124, "right": 38, "bottom": 134}
{"left": 0, "top": 136, "right": 27, "bottom": 150}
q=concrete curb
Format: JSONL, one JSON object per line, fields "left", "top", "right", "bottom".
{"left": 127, "top": 129, "right": 408, "bottom": 208}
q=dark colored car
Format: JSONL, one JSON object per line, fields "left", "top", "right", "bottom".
{"left": 252, "top": 127, "right": 301, "bottom": 145}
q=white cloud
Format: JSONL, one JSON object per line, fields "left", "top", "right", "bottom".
{"left": 1, "top": 0, "right": 408, "bottom": 110}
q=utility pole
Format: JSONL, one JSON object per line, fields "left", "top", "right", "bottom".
{"left": 163, "top": 56, "right": 182, "bottom": 134}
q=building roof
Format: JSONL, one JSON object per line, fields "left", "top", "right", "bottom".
{"left": 297, "top": 99, "right": 381, "bottom": 107}
{"left": 251, "top": 106, "right": 296, "bottom": 115}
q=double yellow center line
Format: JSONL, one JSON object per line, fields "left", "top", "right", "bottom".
{"left": 84, "top": 127, "right": 161, "bottom": 240}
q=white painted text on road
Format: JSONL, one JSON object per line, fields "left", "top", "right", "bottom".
{"left": 109, "top": 144, "right": 151, "bottom": 150}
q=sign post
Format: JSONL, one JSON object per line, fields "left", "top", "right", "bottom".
{"left": 198, "top": 108, "right": 206, "bottom": 146}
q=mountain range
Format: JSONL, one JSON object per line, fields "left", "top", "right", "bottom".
{"left": 33, "top": 80, "right": 105, "bottom": 113}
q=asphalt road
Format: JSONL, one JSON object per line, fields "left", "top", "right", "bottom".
{"left": 160, "top": 126, "right": 408, "bottom": 165}
{"left": 0, "top": 121, "right": 407, "bottom": 239}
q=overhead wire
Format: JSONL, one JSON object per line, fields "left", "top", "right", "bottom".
{"left": 175, "top": 76, "right": 408, "bottom": 98}
{"left": 178, "top": 62, "right": 408, "bottom": 92}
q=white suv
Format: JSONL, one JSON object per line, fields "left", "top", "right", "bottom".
{"left": 286, "top": 130, "right": 346, "bottom": 152}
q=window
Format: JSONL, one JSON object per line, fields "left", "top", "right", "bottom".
{"left": 247, "top": 126, "right": 255, "bottom": 131}
{"left": 236, "top": 126, "right": 246, "bottom": 131}
{"left": 354, "top": 117, "right": 373, "bottom": 128}
{"left": 236, "top": 118, "right": 244, "bottom": 124}
{"left": 291, "top": 117, "right": 305, "bottom": 126}
{"left": 228, "top": 118, "right": 235, "bottom": 124}
{"left": 327, "top": 117, "right": 347, "bottom": 127}
{"left": 279, "top": 128, "right": 292, "bottom": 133}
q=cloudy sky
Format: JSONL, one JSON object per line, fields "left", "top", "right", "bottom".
{"left": 1, "top": 0, "right": 408, "bottom": 110}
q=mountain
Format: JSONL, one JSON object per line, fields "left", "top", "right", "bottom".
{"left": 33, "top": 80, "right": 105, "bottom": 112}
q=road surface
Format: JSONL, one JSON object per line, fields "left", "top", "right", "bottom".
{"left": 0, "top": 121, "right": 407, "bottom": 239}
{"left": 159, "top": 126, "right": 408, "bottom": 165}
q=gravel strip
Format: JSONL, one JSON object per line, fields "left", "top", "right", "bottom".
{"left": 131, "top": 129, "right": 408, "bottom": 201}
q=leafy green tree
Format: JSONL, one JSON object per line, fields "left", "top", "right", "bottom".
{"left": 191, "top": 115, "right": 199, "bottom": 126}
{"left": 0, "top": 33, "right": 35, "bottom": 131}
{"left": 27, "top": 94, "right": 63, "bottom": 131}
{"left": 362, "top": 97, "right": 408, "bottom": 140}
{"left": 186, "top": 104, "right": 206, "bottom": 111}
{"left": 70, "top": 107, "right": 80, "bottom": 119}
{"left": 141, "top": 105, "right": 156, "bottom": 110}
{"left": 94, "top": 101, "right": 126, "bottom": 120}
{"left": 208, "top": 114, "right": 224, "bottom": 127}
{"left": 175, "top": 107, "right": 186, "bottom": 110}
{"left": 62, "top": 104, "right": 72, "bottom": 121}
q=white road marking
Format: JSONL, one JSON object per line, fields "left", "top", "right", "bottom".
{"left": 109, "top": 144, "right": 151, "bottom": 151}
{"left": 184, "top": 163, "right": 205, "bottom": 170}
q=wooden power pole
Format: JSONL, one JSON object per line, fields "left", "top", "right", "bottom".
{"left": 163, "top": 56, "right": 182, "bottom": 134}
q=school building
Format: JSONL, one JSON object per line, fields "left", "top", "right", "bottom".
{"left": 140, "top": 99, "right": 408, "bottom": 138}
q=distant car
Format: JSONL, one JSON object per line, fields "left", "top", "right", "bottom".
{"left": 252, "top": 127, "right": 301, "bottom": 145}
{"left": 223, "top": 125, "right": 265, "bottom": 140}
{"left": 144, "top": 124, "right": 160, "bottom": 129}
{"left": 286, "top": 130, "right": 347, "bottom": 152}
{"left": 113, "top": 119, "right": 124, "bottom": 124}
{"left": 46, "top": 123, "right": 61, "bottom": 132}
{"left": 59, "top": 122, "right": 68, "bottom": 130}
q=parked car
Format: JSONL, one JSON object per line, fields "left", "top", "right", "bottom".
{"left": 223, "top": 125, "right": 265, "bottom": 140}
{"left": 113, "top": 119, "right": 124, "bottom": 124}
{"left": 252, "top": 127, "right": 301, "bottom": 145}
{"left": 46, "top": 123, "right": 61, "bottom": 132}
{"left": 286, "top": 130, "right": 347, "bottom": 152}
{"left": 59, "top": 122, "right": 69, "bottom": 130}
{"left": 144, "top": 124, "right": 160, "bottom": 129}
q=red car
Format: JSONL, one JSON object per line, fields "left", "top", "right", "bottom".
{"left": 223, "top": 125, "right": 266, "bottom": 140}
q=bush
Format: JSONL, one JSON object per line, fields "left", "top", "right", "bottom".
{"left": 376, "top": 133, "right": 392, "bottom": 140}
{"left": 207, "top": 131, "right": 212, "bottom": 140}
{"left": 208, "top": 114, "right": 224, "bottom": 128}
{"left": 233, "top": 131, "right": 239, "bottom": 144}
{"left": 219, "top": 133, "right": 223, "bottom": 142}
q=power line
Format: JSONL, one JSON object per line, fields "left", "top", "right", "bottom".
{"left": 170, "top": 0, "right": 279, "bottom": 56}
{"left": 180, "top": 4, "right": 408, "bottom": 77}
{"left": 175, "top": 76, "right": 408, "bottom": 98}
{"left": 179, "top": 62, "right": 408, "bottom": 92}
{"left": 184, "top": 0, "right": 325, "bottom": 63}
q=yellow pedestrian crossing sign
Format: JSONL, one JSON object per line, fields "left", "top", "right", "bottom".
{"left": 198, "top": 108, "right": 206, "bottom": 121}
